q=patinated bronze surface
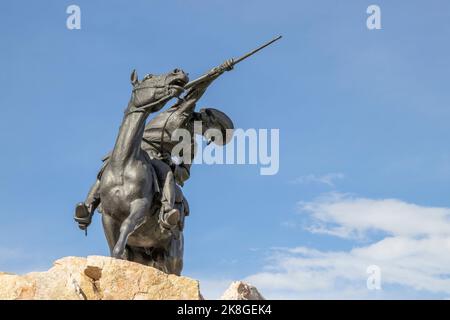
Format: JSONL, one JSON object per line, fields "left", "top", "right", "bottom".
{"left": 74, "top": 36, "right": 281, "bottom": 275}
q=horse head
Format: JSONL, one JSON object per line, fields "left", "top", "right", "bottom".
{"left": 129, "top": 68, "right": 189, "bottom": 112}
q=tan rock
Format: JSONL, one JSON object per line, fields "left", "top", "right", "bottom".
{"left": 221, "top": 281, "right": 264, "bottom": 300}
{"left": 0, "top": 256, "right": 201, "bottom": 300}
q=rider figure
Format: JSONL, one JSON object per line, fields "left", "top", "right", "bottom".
{"left": 74, "top": 60, "right": 234, "bottom": 231}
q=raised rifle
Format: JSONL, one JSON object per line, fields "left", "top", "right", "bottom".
{"left": 184, "top": 35, "right": 282, "bottom": 90}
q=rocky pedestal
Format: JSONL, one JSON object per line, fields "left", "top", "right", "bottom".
{"left": 0, "top": 256, "right": 202, "bottom": 300}
{"left": 0, "top": 256, "right": 265, "bottom": 300}
{"left": 221, "top": 281, "right": 265, "bottom": 300}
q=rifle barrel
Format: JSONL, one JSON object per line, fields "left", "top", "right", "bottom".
{"left": 184, "top": 35, "right": 282, "bottom": 89}
{"left": 233, "top": 35, "right": 282, "bottom": 65}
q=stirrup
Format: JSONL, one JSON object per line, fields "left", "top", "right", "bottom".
{"left": 159, "top": 209, "right": 180, "bottom": 230}
{"left": 74, "top": 203, "right": 92, "bottom": 225}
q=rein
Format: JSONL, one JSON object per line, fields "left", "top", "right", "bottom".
{"left": 126, "top": 84, "right": 177, "bottom": 115}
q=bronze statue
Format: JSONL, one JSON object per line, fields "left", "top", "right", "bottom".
{"left": 74, "top": 36, "right": 281, "bottom": 275}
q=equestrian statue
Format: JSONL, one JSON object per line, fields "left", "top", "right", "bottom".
{"left": 74, "top": 36, "right": 282, "bottom": 275}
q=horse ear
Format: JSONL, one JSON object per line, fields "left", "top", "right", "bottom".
{"left": 130, "top": 69, "right": 138, "bottom": 86}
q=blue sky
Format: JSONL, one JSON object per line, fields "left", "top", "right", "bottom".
{"left": 1, "top": 0, "right": 450, "bottom": 299}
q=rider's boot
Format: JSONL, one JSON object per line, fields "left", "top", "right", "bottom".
{"left": 150, "top": 159, "right": 181, "bottom": 230}
{"left": 159, "top": 207, "right": 180, "bottom": 230}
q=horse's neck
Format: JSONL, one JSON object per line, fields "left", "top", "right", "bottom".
{"left": 110, "top": 101, "right": 148, "bottom": 168}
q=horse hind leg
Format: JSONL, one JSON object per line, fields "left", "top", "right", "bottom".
{"left": 112, "top": 198, "right": 150, "bottom": 260}
{"left": 125, "top": 246, "right": 169, "bottom": 273}
{"left": 162, "top": 200, "right": 186, "bottom": 275}
{"left": 165, "top": 232, "right": 184, "bottom": 275}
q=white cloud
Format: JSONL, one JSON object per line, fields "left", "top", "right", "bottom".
{"left": 299, "top": 192, "right": 450, "bottom": 239}
{"left": 291, "top": 173, "right": 345, "bottom": 187}
{"left": 245, "top": 193, "right": 450, "bottom": 299}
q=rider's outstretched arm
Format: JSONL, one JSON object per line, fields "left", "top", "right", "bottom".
{"left": 183, "top": 59, "right": 233, "bottom": 103}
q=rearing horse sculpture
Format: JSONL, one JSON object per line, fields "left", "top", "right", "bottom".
{"left": 98, "top": 68, "right": 189, "bottom": 271}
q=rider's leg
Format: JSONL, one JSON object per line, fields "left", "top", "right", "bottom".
{"left": 150, "top": 159, "right": 180, "bottom": 228}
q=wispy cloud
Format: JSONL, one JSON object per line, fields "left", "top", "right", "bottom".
{"left": 291, "top": 173, "right": 345, "bottom": 187}
{"left": 245, "top": 193, "right": 450, "bottom": 299}
{"left": 298, "top": 192, "right": 450, "bottom": 239}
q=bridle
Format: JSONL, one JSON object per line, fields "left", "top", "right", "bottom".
{"left": 126, "top": 83, "right": 179, "bottom": 115}
{"left": 125, "top": 78, "right": 189, "bottom": 158}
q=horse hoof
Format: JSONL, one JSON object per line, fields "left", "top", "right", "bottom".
{"left": 112, "top": 248, "right": 123, "bottom": 259}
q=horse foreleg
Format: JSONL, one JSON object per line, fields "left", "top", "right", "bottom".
{"left": 102, "top": 214, "right": 120, "bottom": 256}
{"left": 112, "top": 198, "right": 150, "bottom": 260}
